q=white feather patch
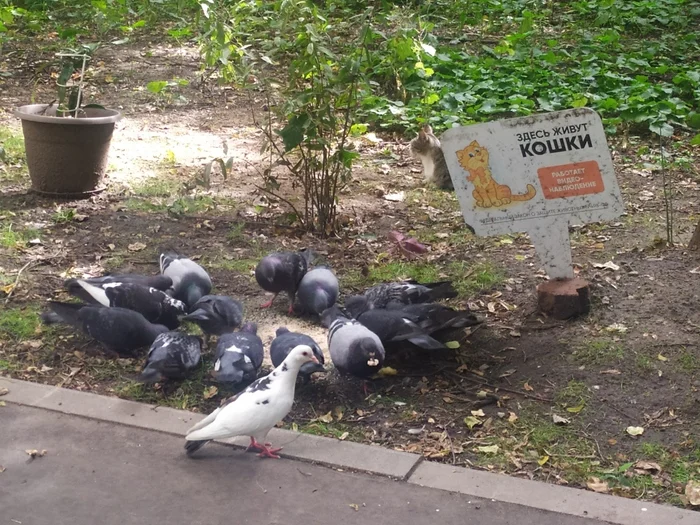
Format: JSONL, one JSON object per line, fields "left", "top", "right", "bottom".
{"left": 77, "top": 279, "right": 111, "bottom": 306}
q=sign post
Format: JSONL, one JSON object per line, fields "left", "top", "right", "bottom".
{"left": 441, "top": 108, "right": 624, "bottom": 319}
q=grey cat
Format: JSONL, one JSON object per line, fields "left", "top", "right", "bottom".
{"left": 409, "top": 125, "right": 453, "bottom": 190}
{"left": 408, "top": 124, "right": 475, "bottom": 235}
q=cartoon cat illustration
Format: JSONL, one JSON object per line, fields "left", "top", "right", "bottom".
{"left": 456, "top": 140, "right": 536, "bottom": 208}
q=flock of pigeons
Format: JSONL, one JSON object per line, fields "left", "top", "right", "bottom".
{"left": 41, "top": 248, "right": 480, "bottom": 458}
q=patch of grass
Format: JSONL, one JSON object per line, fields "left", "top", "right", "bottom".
{"left": 168, "top": 196, "right": 215, "bottom": 215}
{"left": 572, "top": 339, "right": 625, "bottom": 365}
{"left": 448, "top": 261, "right": 505, "bottom": 297}
{"left": 130, "top": 178, "right": 181, "bottom": 198}
{"left": 555, "top": 380, "right": 590, "bottom": 407}
{"left": 635, "top": 353, "right": 654, "bottom": 372}
{"left": 406, "top": 187, "right": 460, "bottom": 213}
{"left": 0, "top": 307, "right": 40, "bottom": 341}
{"left": 124, "top": 198, "right": 169, "bottom": 213}
{"left": 0, "top": 359, "right": 20, "bottom": 371}
{"left": 636, "top": 442, "right": 667, "bottom": 461}
{"left": 0, "top": 223, "right": 41, "bottom": 249}
{"left": 227, "top": 222, "right": 246, "bottom": 242}
{"left": 219, "top": 258, "right": 257, "bottom": 273}
{"left": 0, "top": 126, "right": 25, "bottom": 163}
{"left": 51, "top": 207, "right": 76, "bottom": 224}
{"left": 369, "top": 261, "right": 441, "bottom": 284}
{"left": 677, "top": 348, "right": 699, "bottom": 372}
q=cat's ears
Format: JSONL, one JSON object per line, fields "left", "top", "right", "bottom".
{"left": 468, "top": 140, "right": 479, "bottom": 147}
{"left": 421, "top": 124, "right": 433, "bottom": 135}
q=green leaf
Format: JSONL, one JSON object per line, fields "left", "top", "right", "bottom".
{"left": 571, "top": 96, "right": 589, "bottom": 108}
{"left": 649, "top": 122, "right": 674, "bottom": 137}
{"left": 349, "top": 123, "right": 368, "bottom": 136}
{"left": 445, "top": 341, "right": 460, "bottom": 349}
{"left": 147, "top": 81, "right": 168, "bottom": 94}
{"left": 690, "top": 133, "right": 700, "bottom": 146}
{"left": 618, "top": 461, "right": 634, "bottom": 473}
{"left": 277, "top": 114, "right": 310, "bottom": 151}
{"left": 686, "top": 112, "right": 700, "bottom": 130}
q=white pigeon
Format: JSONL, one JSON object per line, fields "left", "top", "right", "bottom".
{"left": 184, "top": 344, "right": 319, "bottom": 458}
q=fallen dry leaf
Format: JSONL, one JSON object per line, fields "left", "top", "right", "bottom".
{"left": 477, "top": 444, "right": 499, "bottom": 454}
{"left": 318, "top": 411, "right": 333, "bottom": 423}
{"left": 0, "top": 401, "right": 5, "bottom": 407}
{"left": 657, "top": 353, "right": 668, "bottom": 362}
{"left": 127, "top": 242, "right": 147, "bottom": 252}
{"left": 593, "top": 261, "right": 620, "bottom": 271}
{"left": 626, "top": 426, "right": 645, "bottom": 436}
{"left": 508, "top": 412, "right": 519, "bottom": 423}
{"left": 383, "top": 192, "right": 404, "bottom": 202}
{"left": 0, "top": 465, "right": 5, "bottom": 472}
{"left": 348, "top": 504, "right": 359, "bottom": 511}
{"left": 25, "top": 449, "right": 47, "bottom": 458}
{"left": 566, "top": 404, "right": 585, "bottom": 414}
{"left": 552, "top": 414, "right": 570, "bottom": 425}
{"left": 0, "top": 387, "right": 8, "bottom": 396}
{"left": 686, "top": 480, "right": 700, "bottom": 506}
{"left": 586, "top": 477, "right": 610, "bottom": 493}
{"left": 523, "top": 382, "right": 534, "bottom": 391}
{"left": 633, "top": 460, "right": 662, "bottom": 474}
{"left": 605, "top": 323, "right": 628, "bottom": 334}
{"left": 538, "top": 455, "right": 550, "bottom": 466}
{"left": 471, "top": 409, "right": 486, "bottom": 417}
{"left": 601, "top": 369, "right": 622, "bottom": 375}
{"left": 464, "top": 416, "right": 482, "bottom": 430}
{"left": 377, "top": 366, "right": 397, "bottom": 377}
{"left": 338, "top": 432, "right": 349, "bottom": 441}
{"left": 202, "top": 385, "right": 218, "bottom": 400}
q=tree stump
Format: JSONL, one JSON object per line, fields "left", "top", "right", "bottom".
{"left": 537, "top": 278, "right": 590, "bottom": 320}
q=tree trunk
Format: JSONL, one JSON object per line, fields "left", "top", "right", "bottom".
{"left": 690, "top": 219, "right": 700, "bottom": 251}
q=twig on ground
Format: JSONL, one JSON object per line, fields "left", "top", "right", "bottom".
{"left": 4, "top": 261, "right": 34, "bottom": 304}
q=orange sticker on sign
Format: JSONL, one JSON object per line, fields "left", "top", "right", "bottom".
{"left": 537, "top": 161, "right": 604, "bottom": 199}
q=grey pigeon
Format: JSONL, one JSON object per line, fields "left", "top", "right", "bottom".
{"left": 184, "top": 345, "right": 320, "bottom": 458}
{"left": 65, "top": 279, "right": 186, "bottom": 329}
{"left": 363, "top": 280, "right": 457, "bottom": 309}
{"left": 255, "top": 249, "right": 311, "bottom": 314}
{"left": 41, "top": 302, "right": 168, "bottom": 356}
{"left": 325, "top": 306, "right": 385, "bottom": 379}
{"left": 159, "top": 250, "right": 212, "bottom": 309}
{"left": 65, "top": 273, "right": 172, "bottom": 292}
{"left": 213, "top": 322, "right": 264, "bottom": 387}
{"left": 270, "top": 327, "right": 325, "bottom": 383}
{"left": 140, "top": 332, "right": 202, "bottom": 383}
{"left": 386, "top": 302, "right": 480, "bottom": 333}
{"left": 347, "top": 306, "right": 446, "bottom": 350}
{"left": 347, "top": 295, "right": 480, "bottom": 336}
{"left": 296, "top": 266, "right": 339, "bottom": 315}
{"left": 183, "top": 295, "right": 244, "bottom": 336}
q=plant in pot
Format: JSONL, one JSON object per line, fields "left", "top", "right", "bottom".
{"left": 13, "top": 44, "right": 122, "bottom": 197}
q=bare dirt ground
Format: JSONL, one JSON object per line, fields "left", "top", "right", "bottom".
{"left": 1, "top": 35, "right": 699, "bottom": 508}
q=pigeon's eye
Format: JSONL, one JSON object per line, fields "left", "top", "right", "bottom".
{"left": 302, "top": 351, "right": 309, "bottom": 356}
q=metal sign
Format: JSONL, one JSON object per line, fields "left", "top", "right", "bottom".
{"left": 441, "top": 108, "right": 624, "bottom": 279}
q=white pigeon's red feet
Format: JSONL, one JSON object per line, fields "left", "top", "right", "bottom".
{"left": 287, "top": 304, "right": 295, "bottom": 315}
{"left": 257, "top": 444, "right": 282, "bottom": 459}
{"left": 246, "top": 437, "right": 265, "bottom": 452}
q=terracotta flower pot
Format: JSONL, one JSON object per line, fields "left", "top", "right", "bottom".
{"left": 13, "top": 104, "right": 122, "bottom": 198}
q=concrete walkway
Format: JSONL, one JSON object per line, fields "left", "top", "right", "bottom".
{"left": 1, "top": 377, "right": 697, "bottom": 525}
